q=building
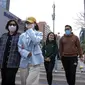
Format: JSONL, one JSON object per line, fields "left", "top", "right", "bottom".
{"left": 84, "top": 0, "right": 85, "bottom": 21}
{"left": 0, "top": 6, "right": 24, "bottom": 36}
{"left": 37, "top": 22, "right": 51, "bottom": 41}
{"left": 0, "top": 0, "right": 10, "bottom": 10}
{"left": 79, "top": 27, "right": 85, "bottom": 43}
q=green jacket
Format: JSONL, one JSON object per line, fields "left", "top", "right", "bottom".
{"left": 42, "top": 42, "right": 59, "bottom": 61}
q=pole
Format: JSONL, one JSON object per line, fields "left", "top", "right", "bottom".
{"left": 52, "top": 3, "right": 55, "bottom": 33}
{"left": 84, "top": 0, "right": 85, "bottom": 22}
{"left": 6, "top": 0, "right": 10, "bottom": 11}
{"left": 53, "top": 19, "right": 55, "bottom": 33}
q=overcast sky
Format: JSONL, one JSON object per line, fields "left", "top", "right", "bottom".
{"left": 10, "top": 0, "right": 84, "bottom": 36}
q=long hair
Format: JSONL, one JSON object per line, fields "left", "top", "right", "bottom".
{"left": 6, "top": 20, "right": 19, "bottom": 33}
{"left": 34, "top": 23, "right": 39, "bottom": 31}
{"left": 46, "top": 32, "right": 56, "bottom": 45}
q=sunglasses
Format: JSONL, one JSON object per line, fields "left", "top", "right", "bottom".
{"left": 9, "top": 24, "right": 16, "bottom": 26}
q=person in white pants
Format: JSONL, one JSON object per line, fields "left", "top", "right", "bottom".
{"left": 26, "top": 65, "right": 40, "bottom": 85}
{"left": 20, "top": 66, "right": 29, "bottom": 85}
{"left": 18, "top": 17, "right": 44, "bottom": 85}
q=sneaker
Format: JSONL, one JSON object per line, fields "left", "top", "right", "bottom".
{"left": 54, "top": 70, "right": 58, "bottom": 72}
{"left": 80, "top": 66, "right": 84, "bottom": 69}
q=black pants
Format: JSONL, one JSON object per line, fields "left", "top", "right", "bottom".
{"left": 44, "top": 61, "right": 55, "bottom": 85}
{"left": 1, "top": 68, "right": 18, "bottom": 85}
{"left": 61, "top": 56, "right": 78, "bottom": 85}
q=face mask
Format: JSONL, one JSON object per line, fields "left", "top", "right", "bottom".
{"left": 25, "top": 24, "right": 34, "bottom": 29}
{"left": 32, "top": 24, "right": 35, "bottom": 29}
{"left": 49, "top": 37, "right": 54, "bottom": 41}
{"left": 65, "top": 30, "right": 71, "bottom": 35}
{"left": 25, "top": 24, "right": 28, "bottom": 28}
{"left": 8, "top": 26, "right": 17, "bottom": 32}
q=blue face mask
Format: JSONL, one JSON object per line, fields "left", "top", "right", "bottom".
{"left": 65, "top": 30, "right": 71, "bottom": 35}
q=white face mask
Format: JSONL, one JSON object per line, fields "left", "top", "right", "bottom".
{"left": 8, "top": 26, "right": 17, "bottom": 32}
{"left": 26, "top": 24, "right": 35, "bottom": 29}
{"left": 25, "top": 24, "right": 28, "bottom": 28}
{"left": 32, "top": 24, "right": 35, "bottom": 29}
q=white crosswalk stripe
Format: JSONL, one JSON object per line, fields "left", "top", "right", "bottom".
{"left": 0, "top": 60, "right": 85, "bottom": 85}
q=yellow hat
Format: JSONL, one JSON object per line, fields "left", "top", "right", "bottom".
{"left": 26, "top": 17, "right": 36, "bottom": 23}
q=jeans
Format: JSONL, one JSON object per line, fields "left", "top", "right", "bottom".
{"left": 54, "top": 55, "right": 58, "bottom": 70}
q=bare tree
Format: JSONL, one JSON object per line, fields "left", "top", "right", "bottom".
{"left": 74, "top": 12, "right": 85, "bottom": 27}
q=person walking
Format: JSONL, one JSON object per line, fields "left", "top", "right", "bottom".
{"left": 59, "top": 25, "right": 83, "bottom": 85}
{"left": 0, "top": 20, "right": 21, "bottom": 85}
{"left": 54, "top": 34, "right": 61, "bottom": 72}
{"left": 42, "top": 32, "right": 59, "bottom": 85}
{"left": 18, "top": 17, "right": 44, "bottom": 85}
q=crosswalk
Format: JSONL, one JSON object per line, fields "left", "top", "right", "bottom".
{"left": 0, "top": 60, "right": 85, "bottom": 85}
{"left": 39, "top": 63, "right": 85, "bottom": 85}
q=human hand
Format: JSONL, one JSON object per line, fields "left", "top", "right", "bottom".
{"left": 26, "top": 24, "right": 33, "bottom": 29}
{"left": 28, "top": 52, "right": 32, "bottom": 57}
{"left": 80, "top": 57, "right": 84, "bottom": 61}
{"left": 45, "top": 57, "right": 51, "bottom": 62}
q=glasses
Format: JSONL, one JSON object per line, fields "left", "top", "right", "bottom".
{"left": 9, "top": 24, "right": 16, "bottom": 26}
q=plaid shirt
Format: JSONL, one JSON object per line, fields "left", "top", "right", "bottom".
{"left": 0, "top": 33, "right": 21, "bottom": 68}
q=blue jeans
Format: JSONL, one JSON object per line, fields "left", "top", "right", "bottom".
{"left": 54, "top": 55, "right": 58, "bottom": 70}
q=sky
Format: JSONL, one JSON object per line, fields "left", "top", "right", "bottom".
{"left": 10, "top": 0, "right": 84, "bottom": 36}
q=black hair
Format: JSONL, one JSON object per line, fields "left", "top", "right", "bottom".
{"left": 46, "top": 32, "right": 56, "bottom": 45}
{"left": 65, "top": 25, "right": 72, "bottom": 30}
{"left": 6, "top": 20, "right": 19, "bottom": 33}
{"left": 83, "top": 50, "right": 85, "bottom": 54}
{"left": 34, "top": 23, "right": 39, "bottom": 31}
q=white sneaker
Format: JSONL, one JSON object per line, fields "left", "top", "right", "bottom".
{"left": 54, "top": 70, "right": 58, "bottom": 72}
{"left": 81, "top": 68, "right": 85, "bottom": 72}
